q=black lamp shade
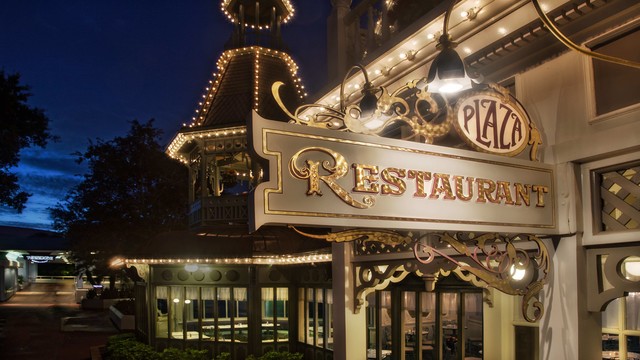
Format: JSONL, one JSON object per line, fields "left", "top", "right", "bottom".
{"left": 359, "top": 88, "right": 378, "bottom": 118}
{"left": 427, "top": 47, "right": 466, "bottom": 82}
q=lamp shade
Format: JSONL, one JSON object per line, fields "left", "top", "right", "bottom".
{"left": 426, "top": 47, "right": 473, "bottom": 93}
{"left": 359, "top": 88, "right": 378, "bottom": 118}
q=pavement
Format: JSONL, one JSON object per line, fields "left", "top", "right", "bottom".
{"left": 0, "top": 280, "right": 118, "bottom": 360}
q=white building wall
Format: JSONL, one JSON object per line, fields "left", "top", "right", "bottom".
{"left": 517, "top": 48, "right": 640, "bottom": 359}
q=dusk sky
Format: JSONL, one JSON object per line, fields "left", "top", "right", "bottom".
{"left": 0, "top": 1, "right": 332, "bottom": 230}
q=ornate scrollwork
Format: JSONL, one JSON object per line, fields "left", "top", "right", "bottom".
{"left": 272, "top": 80, "right": 452, "bottom": 144}
{"left": 412, "top": 232, "right": 549, "bottom": 322}
{"left": 294, "top": 227, "right": 550, "bottom": 321}
{"left": 289, "top": 226, "right": 411, "bottom": 245}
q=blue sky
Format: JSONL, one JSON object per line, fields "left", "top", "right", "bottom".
{"left": 0, "top": 1, "right": 331, "bottom": 230}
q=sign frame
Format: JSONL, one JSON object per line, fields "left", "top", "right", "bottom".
{"left": 249, "top": 112, "right": 557, "bottom": 234}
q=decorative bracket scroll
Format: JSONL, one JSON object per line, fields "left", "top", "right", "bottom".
{"left": 292, "top": 227, "right": 550, "bottom": 322}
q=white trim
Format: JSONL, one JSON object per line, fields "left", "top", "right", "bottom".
{"left": 581, "top": 151, "right": 640, "bottom": 246}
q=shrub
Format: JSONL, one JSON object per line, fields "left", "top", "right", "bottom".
{"left": 214, "top": 352, "right": 231, "bottom": 360}
{"left": 247, "top": 351, "right": 304, "bottom": 360}
{"left": 105, "top": 333, "right": 158, "bottom": 360}
{"left": 160, "top": 348, "right": 209, "bottom": 360}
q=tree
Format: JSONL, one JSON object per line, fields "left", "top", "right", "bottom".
{"left": 51, "top": 120, "right": 188, "bottom": 285}
{"left": 0, "top": 70, "right": 53, "bottom": 212}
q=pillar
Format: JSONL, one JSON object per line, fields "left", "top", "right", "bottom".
{"left": 331, "top": 241, "right": 366, "bottom": 360}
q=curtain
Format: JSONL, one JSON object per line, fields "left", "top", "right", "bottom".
{"left": 234, "top": 287, "right": 247, "bottom": 301}
{"left": 186, "top": 286, "right": 198, "bottom": 300}
{"left": 156, "top": 286, "right": 168, "bottom": 299}
{"left": 201, "top": 287, "right": 215, "bottom": 300}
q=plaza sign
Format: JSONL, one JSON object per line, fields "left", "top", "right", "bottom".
{"left": 453, "top": 90, "right": 533, "bottom": 157}
{"left": 249, "top": 113, "right": 556, "bottom": 234}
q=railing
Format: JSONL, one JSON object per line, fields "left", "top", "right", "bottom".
{"left": 342, "top": 0, "right": 444, "bottom": 66}
{"left": 189, "top": 195, "right": 249, "bottom": 227}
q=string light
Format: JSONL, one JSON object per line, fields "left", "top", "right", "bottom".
{"left": 303, "top": 0, "right": 489, "bottom": 119}
{"left": 124, "top": 252, "right": 332, "bottom": 266}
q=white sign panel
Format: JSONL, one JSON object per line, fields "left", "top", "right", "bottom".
{"left": 249, "top": 113, "right": 557, "bottom": 234}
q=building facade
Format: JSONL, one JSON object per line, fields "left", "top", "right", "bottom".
{"left": 125, "top": 1, "right": 640, "bottom": 359}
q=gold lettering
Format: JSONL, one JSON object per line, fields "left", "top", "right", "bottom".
{"left": 353, "top": 164, "right": 380, "bottom": 193}
{"left": 453, "top": 176, "right": 474, "bottom": 201}
{"left": 476, "top": 178, "right": 498, "bottom": 203}
{"left": 408, "top": 170, "right": 432, "bottom": 197}
{"left": 289, "top": 147, "right": 374, "bottom": 209}
{"left": 381, "top": 168, "right": 407, "bottom": 195}
{"left": 532, "top": 185, "right": 549, "bottom": 207}
{"left": 514, "top": 183, "right": 532, "bottom": 206}
{"left": 495, "top": 181, "right": 515, "bottom": 205}
{"left": 429, "top": 173, "right": 456, "bottom": 200}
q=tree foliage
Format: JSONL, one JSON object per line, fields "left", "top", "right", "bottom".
{"left": 51, "top": 120, "right": 188, "bottom": 279}
{"left": 0, "top": 70, "right": 53, "bottom": 212}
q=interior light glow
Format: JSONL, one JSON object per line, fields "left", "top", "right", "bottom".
{"left": 510, "top": 264, "right": 526, "bottom": 281}
{"left": 625, "top": 259, "right": 640, "bottom": 277}
{"left": 184, "top": 264, "right": 198, "bottom": 272}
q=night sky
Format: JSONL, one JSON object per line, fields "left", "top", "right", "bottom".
{"left": 0, "top": 1, "right": 332, "bottom": 230}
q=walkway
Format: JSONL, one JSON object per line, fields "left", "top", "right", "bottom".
{"left": 0, "top": 280, "right": 117, "bottom": 359}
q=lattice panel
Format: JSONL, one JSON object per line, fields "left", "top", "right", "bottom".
{"left": 600, "top": 165, "right": 640, "bottom": 231}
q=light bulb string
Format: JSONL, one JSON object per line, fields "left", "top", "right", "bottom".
{"left": 531, "top": 0, "right": 640, "bottom": 70}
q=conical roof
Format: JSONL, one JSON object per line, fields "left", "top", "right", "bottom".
{"left": 189, "top": 46, "right": 304, "bottom": 129}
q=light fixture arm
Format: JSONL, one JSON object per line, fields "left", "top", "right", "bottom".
{"left": 340, "top": 64, "right": 372, "bottom": 112}
{"left": 531, "top": 0, "right": 640, "bottom": 69}
{"left": 441, "top": 0, "right": 459, "bottom": 41}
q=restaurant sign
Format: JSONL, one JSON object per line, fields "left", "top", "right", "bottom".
{"left": 249, "top": 112, "right": 556, "bottom": 234}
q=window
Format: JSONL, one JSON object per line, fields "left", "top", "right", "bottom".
{"left": 366, "top": 286, "right": 482, "bottom": 360}
{"left": 590, "top": 27, "right": 640, "bottom": 117}
{"left": 602, "top": 293, "right": 640, "bottom": 359}
{"left": 154, "top": 285, "right": 249, "bottom": 343}
{"left": 298, "top": 287, "right": 333, "bottom": 350}
{"left": 261, "top": 287, "right": 289, "bottom": 343}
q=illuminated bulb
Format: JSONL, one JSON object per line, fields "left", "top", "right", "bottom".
{"left": 498, "top": 27, "right": 507, "bottom": 35}
{"left": 184, "top": 299, "right": 191, "bottom": 304}
{"left": 510, "top": 264, "right": 526, "bottom": 281}
{"left": 173, "top": 298, "right": 180, "bottom": 303}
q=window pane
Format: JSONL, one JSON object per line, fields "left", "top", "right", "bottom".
{"left": 298, "top": 288, "right": 305, "bottom": 342}
{"left": 464, "top": 293, "right": 483, "bottom": 358}
{"left": 170, "top": 286, "right": 184, "bottom": 339}
{"left": 307, "top": 288, "right": 314, "bottom": 345}
{"left": 217, "top": 287, "right": 231, "bottom": 342}
{"left": 442, "top": 292, "right": 459, "bottom": 358}
{"left": 381, "top": 290, "right": 393, "bottom": 355}
{"left": 326, "top": 289, "right": 333, "bottom": 350}
{"left": 366, "top": 292, "right": 378, "bottom": 357}
{"left": 420, "top": 292, "right": 436, "bottom": 360}
{"left": 262, "top": 288, "right": 275, "bottom": 343}
{"left": 276, "top": 287, "right": 289, "bottom": 343}
{"left": 317, "top": 288, "right": 324, "bottom": 347}
{"left": 602, "top": 333, "right": 619, "bottom": 354}
{"left": 233, "top": 288, "right": 248, "bottom": 343}
{"left": 592, "top": 28, "right": 640, "bottom": 115}
{"left": 626, "top": 292, "right": 640, "bottom": 331}
{"left": 156, "top": 286, "right": 168, "bottom": 338}
{"left": 628, "top": 335, "right": 640, "bottom": 358}
{"left": 402, "top": 291, "right": 416, "bottom": 359}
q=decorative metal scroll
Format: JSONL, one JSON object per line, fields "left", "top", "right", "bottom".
{"left": 412, "top": 232, "right": 550, "bottom": 322}
{"left": 293, "top": 227, "right": 550, "bottom": 323}
{"left": 272, "top": 80, "right": 542, "bottom": 161}
{"left": 272, "top": 80, "right": 453, "bottom": 144}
